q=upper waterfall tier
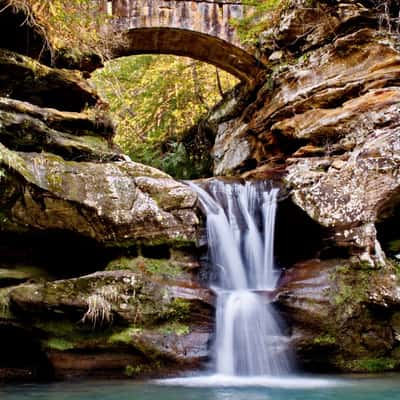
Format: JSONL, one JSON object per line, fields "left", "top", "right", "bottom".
{"left": 190, "top": 180, "right": 279, "bottom": 291}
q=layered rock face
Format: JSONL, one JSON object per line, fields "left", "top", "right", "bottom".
{"left": 207, "top": 0, "right": 400, "bottom": 371}
{"left": 2, "top": 0, "right": 400, "bottom": 379}
{"left": 0, "top": 3, "right": 211, "bottom": 381}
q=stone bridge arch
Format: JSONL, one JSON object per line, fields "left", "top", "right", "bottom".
{"left": 99, "top": 0, "right": 266, "bottom": 82}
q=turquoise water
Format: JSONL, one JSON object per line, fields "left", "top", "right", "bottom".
{"left": 2, "top": 375, "right": 400, "bottom": 400}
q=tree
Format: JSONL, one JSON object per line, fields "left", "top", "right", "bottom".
{"left": 91, "top": 55, "right": 238, "bottom": 178}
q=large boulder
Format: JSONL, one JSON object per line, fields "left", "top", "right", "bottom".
{"left": 0, "top": 144, "right": 198, "bottom": 247}
{"left": 2, "top": 265, "right": 213, "bottom": 378}
{"left": 276, "top": 258, "right": 400, "bottom": 372}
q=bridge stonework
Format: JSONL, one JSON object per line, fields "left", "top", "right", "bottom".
{"left": 111, "top": 0, "right": 244, "bottom": 46}
{"left": 101, "top": 0, "right": 265, "bottom": 82}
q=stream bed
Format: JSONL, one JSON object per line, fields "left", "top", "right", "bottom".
{"left": 2, "top": 375, "right": 400, "bottom": 400}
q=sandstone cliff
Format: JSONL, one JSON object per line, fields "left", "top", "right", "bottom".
{"left": 206, "top": 0, "right": 400, "bottom": 372}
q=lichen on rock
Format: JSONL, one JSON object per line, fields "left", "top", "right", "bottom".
{"left": 0, "top": 146, "right": 199, "bottom": 247}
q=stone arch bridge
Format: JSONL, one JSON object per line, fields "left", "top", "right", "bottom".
{"left": 98, "top": 0, "right": 265, "bottom": 82}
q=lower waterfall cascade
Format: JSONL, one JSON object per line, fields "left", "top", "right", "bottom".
{"left": 190, "top": 180, "right": 291, "bottom": 376}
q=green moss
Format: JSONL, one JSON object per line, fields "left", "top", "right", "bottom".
{"left": 124, "top": 364, "right": 137, "bottom": 377}
{"left": 313, "top": 334, "right": 336, "bottom": 345}
{"left": 230, "top": 0, "right": 288, "bottom": 46}
{"left": 34, "top": 319, "right": 114, "bottom": 347}
{"left": 392, "top": 260, "right": 400, "bottom": 277}
{"left": 388, "top": 240, "right": 400, "bottom": 253}
{"left": 124, "top": 361, "right": 162, "bottom": 377}
{"left": 168, "top": 298, "right": 191, "bottom": 321}
{"left": 35, "top": 320, "right": 76, "bottom": 336}
{"left": 332, "top": 265, "right": 370, "bottom": 306}
{"left": 108, "top": 327, "right": 142, "bottom": 345}
{"left": 346, "top": 357, "right": 397, "bottom": 372}
{"left": 46, "top": 172, "right": 63, "bottom": 192}
{"left": 158, "top": 322, "right": 190, "bottom": 336}
{"left": 106, "top": 256, "right": 184, "bottom": 279}
{"left": 335, "top": 265, "right": 351, "bottom": 274}
{"left": 44, "top": 338, "right": 75, "bottom": 351}
{"left": 0, "top": 142, "right": 34, "bottom": 182}
{"left": 146, "top": 259, "right": 182, "bottom": 277}
{"left": 333, "top": 284, "right": 353, "bottom": 306}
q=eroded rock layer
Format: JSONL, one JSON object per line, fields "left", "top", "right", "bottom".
{"left": 0, "top": 1, "right": 209, "bottom": 382}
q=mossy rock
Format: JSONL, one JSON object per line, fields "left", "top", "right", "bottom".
{"left": 278, "top": 258, "right": 400, "bottom": 372}
{"left": 337, "top": 357, "right": 400, "bottom": 373}
{"left": 36, "top": 319, "right": 116, "bottom": 352}
{"left": 9, "top": 271, "right": 212, "bottom": 328}
{"left": 388, "top": 239, "right": 400, "bottom": 254}
{"left": 106, "top": 256, "right": 189, "bottom": 280}
{"left": 0, "top": 97, "right": 119, "bottom": 161}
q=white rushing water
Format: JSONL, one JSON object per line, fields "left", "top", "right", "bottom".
{"left": 189, "top": 180, "right": 290, "bottom": 377}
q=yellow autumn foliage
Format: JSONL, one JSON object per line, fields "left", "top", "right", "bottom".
{"left": 6, "top": 0, "right": 112, "bottom": 56}
{"left": 91, "top": 55, "right": 238, "bottom": 178}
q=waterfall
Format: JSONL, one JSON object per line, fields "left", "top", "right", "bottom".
{"left": 189, "top": 180, "right": 290, "bottom": 376}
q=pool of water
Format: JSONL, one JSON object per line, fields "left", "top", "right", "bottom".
{"left": 2, "top": 374, "right": 400, "bottom": 400}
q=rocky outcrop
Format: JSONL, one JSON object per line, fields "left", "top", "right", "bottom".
{"left": 0, "top": 146, "right": 198, "bottom": 246}
{"left": 210, "top": 2, "right": 400, "bottom": 265}
{"left": 205, "top": 0, "right": 400, "bottom": 371}
{"left": 4, "top": 268, "right": 212, "bottom": 378}
{"left": 0, "top": 98, "right": 117, "bottom": 161}
{"left": 277, "top": 258, "right": 400, "bottom": 372}
{"left": 0, "top": 49, "right": 101, "bottom": 112}
{"left": 0, "top": 261, "right": 212, "bottom": 378}
{"left": 0, "top": 1, "right": 208, "bottom": 381}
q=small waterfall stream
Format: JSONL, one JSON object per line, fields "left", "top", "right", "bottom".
{"left": 190, "top": 180, "right": 290, "bottom": 376}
